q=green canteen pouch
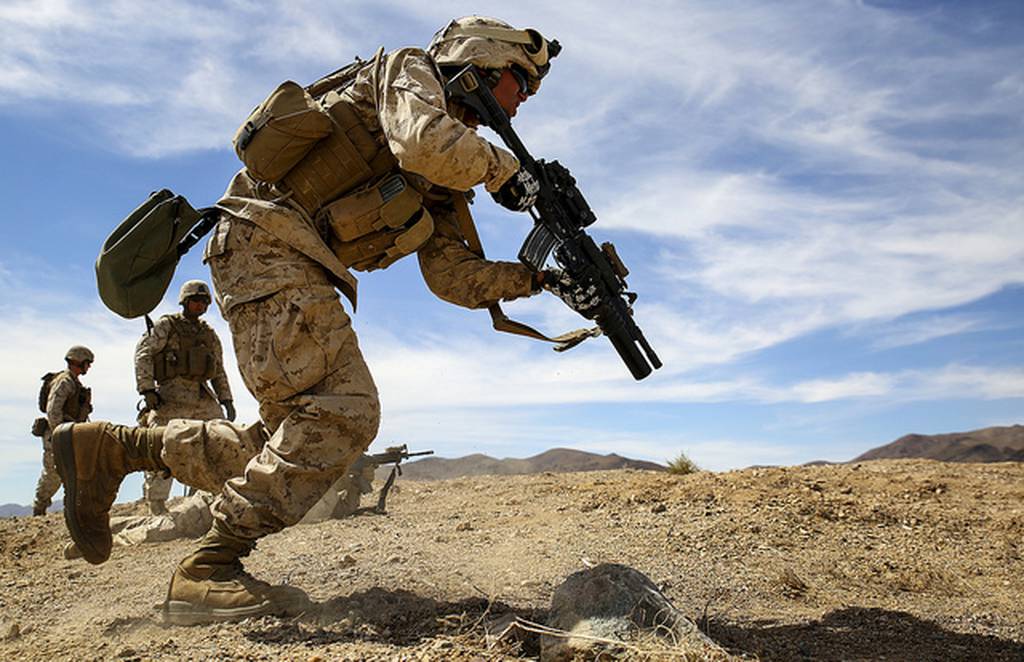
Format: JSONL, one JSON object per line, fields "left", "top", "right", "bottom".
{"left": 96, "top": 190, "right": 203, "bottom": 318}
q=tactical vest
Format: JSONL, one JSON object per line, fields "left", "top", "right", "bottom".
{"left": 233, "top": 54, "right": 435, "bottom": 272}
{"left": 152, "top": 316, "right": 217, "bottom": 383}
{"left": 37, "top": 371, "right": 90, "bottom": 423}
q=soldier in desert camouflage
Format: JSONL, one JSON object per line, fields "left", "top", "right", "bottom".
{"left": 135, "top": 280, "right": 235, "bottom": 515}
{"left": 32, "top": 346, "right": 93, "bottom": 516}
{"left": 54, "top": 16, "right": 564, "bottom": 624}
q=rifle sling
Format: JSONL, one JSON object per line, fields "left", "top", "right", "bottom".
{"left": 451, "top": 194, "right": 599, "bottom": 351}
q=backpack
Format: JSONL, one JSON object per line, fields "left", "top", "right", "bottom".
{"left": 232, "top": 56, "right": 371, "bottom": 186}
{"left": 37, "top": 372, "right": 58, "bottom": 413}
{"left": 95, "top": 189, "right": 219, "bottom": 319}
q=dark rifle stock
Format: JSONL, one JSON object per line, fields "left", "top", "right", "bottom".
{"left": 444, "top": 66, "right": 662, "bottom": 380}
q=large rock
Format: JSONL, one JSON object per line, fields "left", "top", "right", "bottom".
{"left": 541, "top": 563, "right": 721, "bottom": 661}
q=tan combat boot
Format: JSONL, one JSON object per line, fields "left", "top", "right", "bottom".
{"left": 162, "top": 523, "right": 275, "bottom": 625}
{"left": 52, "top": 421, "right": 167, "bottom": 565}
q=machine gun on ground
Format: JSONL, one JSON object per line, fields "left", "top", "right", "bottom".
{"left": 365, "top": 444, "right": 433, "bottom": 513}
{"left": 444, "top": 66, "right": 662, "bottom": 380}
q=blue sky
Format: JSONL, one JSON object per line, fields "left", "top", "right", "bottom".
{"left": 1, "top": 0, "right": 1022, "bottom": 505}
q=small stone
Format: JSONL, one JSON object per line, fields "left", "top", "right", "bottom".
{"left": 651, "top": 503, "right": 667, "bottom": 513}
{"left": 0, "top": 618, "right": 20, "bottom": 641}
{"left": 455, "top": 521, "right": 473, "bottom": 532}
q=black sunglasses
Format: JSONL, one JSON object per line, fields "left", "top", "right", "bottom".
{"left": 508, "top": 65, "right": 530, "bottom": 96}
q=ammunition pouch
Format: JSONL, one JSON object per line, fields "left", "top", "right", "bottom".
{"left": 320, "top": 175, "right": 435, "bottom": 272}
{"left": 153, "top": 347, "right": 216, "bottom": 383}
{"left": 31, "top": 417, "right": 48, "bottom": 438}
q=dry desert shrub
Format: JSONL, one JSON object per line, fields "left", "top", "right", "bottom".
{"left": 667, "top": 452, "right": 701, "bottom": 476}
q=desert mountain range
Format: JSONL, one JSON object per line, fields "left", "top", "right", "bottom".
{"left": 382, "top": 447, "right": 665, "bottom": 481}
{"left": 851, "top": 424, "right": 1024, "bottom": 463}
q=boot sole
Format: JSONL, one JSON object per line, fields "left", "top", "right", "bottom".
{"left": 52, "top": 423, "right": 108, "bottom": 565}
{"left": 161, "top": 600, "right": 275, "bottom": 626}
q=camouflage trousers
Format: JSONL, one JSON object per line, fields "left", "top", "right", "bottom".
{"left": 160, "top": 285, "right": 380, "bottom": 540}
{"left": 34, "top": 433, "right": 61, "bottom": 512}
{"left": 142, "top": 385, "right": 223, "bottom": 505}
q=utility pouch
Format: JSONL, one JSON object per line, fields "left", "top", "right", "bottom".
{"left": 185, "top": 347, "right": 216, "bottom": 380}
{"left": 321, "top": 175, "right": 434, "bottom": 272}
{"left": 31, "top": 417, "right": 48, "bottom": 438}
{"left": 153, "top": 349, "right": 177, "bottom": 382}
{"left": 233, "top": 81, "right": 333, "bottom": 184}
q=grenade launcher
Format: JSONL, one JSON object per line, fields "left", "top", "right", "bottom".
{"left": 444, "top": 65, "right": 662, "bottom": 380}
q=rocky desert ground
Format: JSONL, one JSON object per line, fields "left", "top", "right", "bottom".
{"left": 2, "top": 459, "right": 1022, "bottom": 660}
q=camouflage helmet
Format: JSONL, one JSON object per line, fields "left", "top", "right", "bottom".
{"left": 65, "top": 345, "right": 95, "bottom": 364}
{"left": 178, "top": 280, "right": 212, "bottom": 304}
{"left": 428, "top": 16, "right": 559, "bottom": 94}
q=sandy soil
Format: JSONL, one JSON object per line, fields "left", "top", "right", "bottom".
{"left": 1, "top": 459, "right": 1022, "bottom": 660}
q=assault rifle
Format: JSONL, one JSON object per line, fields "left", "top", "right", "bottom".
{"left": 444, "top": 66, "right": 662, "bottom": 380}
{"left": 366, "top": 444, "right": 433, "bottom": 513}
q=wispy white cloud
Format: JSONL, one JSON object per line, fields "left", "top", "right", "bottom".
{"left": 856, "top": 313, "right": 994, "bottom": 351}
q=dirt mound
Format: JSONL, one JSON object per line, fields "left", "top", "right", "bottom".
{"left": 1, "top": 460, "right": 1022, "bottom": 660}
{"left": 854, "top": 424, "right": 1024, "bottom": 463}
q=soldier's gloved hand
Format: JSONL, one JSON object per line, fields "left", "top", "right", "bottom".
{"left": 492, "top": 167, "right": 540, "bottom": 212}
{"left": 142, "top": 389, "right": 161, "bottom": 410}
{"left": 541, "top": 269, "right": 601, "bottom": 319}
{"left": 221, "top": 400, "right": 236, "bottom": 422}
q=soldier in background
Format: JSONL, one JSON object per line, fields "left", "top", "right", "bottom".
{"left": 32, "top": 345, "right": 93, "bottom": 516}
{"left": 135, "top": 280, "right": 235, "bottom": 515}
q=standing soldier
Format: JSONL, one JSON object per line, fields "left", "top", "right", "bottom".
{"left": 32, "top": 346, "right": 93, "bottom": 516}
{"left": 56, "top": 16, "right": 578, "bottom": 624}
{"left": 135, "top": 280, "right": 235, "bottom": 515}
